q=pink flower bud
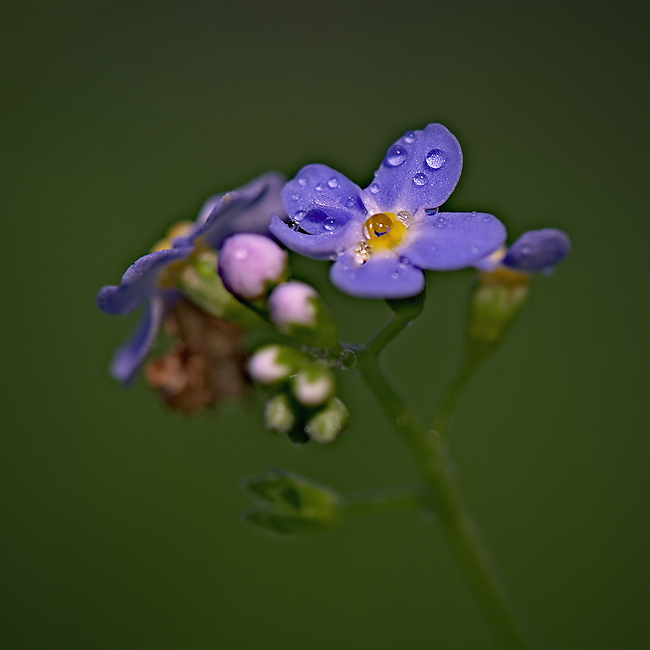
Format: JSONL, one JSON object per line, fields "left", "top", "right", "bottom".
{"left": 268, "top": 281, "right": 318, "bottom": 333}
{"left": 218, "top": 233, "right": 287, "bottom": 299}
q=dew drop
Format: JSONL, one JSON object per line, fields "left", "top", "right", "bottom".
{"left": 315, "top": 182, "right": 325, "bottom": 191}
{"left": 294, "top": 210, "right": 305, "bottom": 221}
{"left": 425, "top": 149, "right": 446, "bottom": 170}
{"left": 369, "top": 183, "right": 380, "bottom": 194}
{"left": 298, "top": 177, "right": 307, "bottom": 187}
{"left": 291, "top": 193, "right": 299, "bottom": 201}
{"left": 472, "top": 247, "right": 479, "bottom": 254}
{"left": 385, "top": 145, "right": 407, "bottom": 167}
{"left": 413, "top": 172, "right": 428, "bottom": 186}
{"left": 398, "top": 256, "right": 410, "bottom": 266}
{"left": 346, "top": 197, "right": 356, "bottom": 207}
{"left": 324, "top": 217, "right": 337, "bottom": 231}
{"left": 288, "top": 220, "right": 300, "bottom": 231}
{"left": 403, "top": 131, "right": 416, "bottom": 144}
{"left": 327, "top": 177, "right": 339, "bottom": 189}
{"left": 484, "top": 215, "right": 492, "bottom": 222}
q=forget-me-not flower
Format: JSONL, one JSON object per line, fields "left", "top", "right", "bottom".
{"left": 270, "top": 124, "right": 507, "bottom": 299}
{"left": 96, "top": 172, "right": 286, "bottom": 385}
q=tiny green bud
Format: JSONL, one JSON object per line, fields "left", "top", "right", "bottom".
{"left": 263, "top": 393, "right": 296, "bottom": 434}
{"left": 305, "top": 397, "right": 349, "bottom": 444}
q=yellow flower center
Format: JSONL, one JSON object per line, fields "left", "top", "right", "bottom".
{"left": 362, "top": 212, "right": 409, "bottom": 251}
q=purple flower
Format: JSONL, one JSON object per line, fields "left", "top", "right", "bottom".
{"left": 97, "top": 172, "right": 286, "bottom": 385}
{"left": 269, "top": 124, "right": 507, "bottom": 299}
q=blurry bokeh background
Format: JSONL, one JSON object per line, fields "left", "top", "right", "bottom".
{"left": 2, "top": 1, "right": 649, "bottom": 648}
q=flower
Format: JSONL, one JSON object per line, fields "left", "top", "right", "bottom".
{"left": 269, "top": 124, "right": 507, "bottom": 299}
{"left": 96, "top": 171, "right": 286, "bottom": 385}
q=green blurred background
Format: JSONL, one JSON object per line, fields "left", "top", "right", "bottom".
{"left": 2, "top": 1, "right": 649, "bottom": 648}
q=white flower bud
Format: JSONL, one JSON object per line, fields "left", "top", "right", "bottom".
{"left": 218, "top": 233, "right": 287, "bottom": 299}
{"left": 292, "top": 368, "right": 334, "bottom": 407}
{"left": 264, "top": 393, "right": 296, "bottom": 434}
{"left": 268, "top": 281, "right": 318, "bottom": 334}
{"left": 305, "top": 398, "right": 349, "bottom": 444}
{"left": 247, "top": 345, "right": 292, "bottom": 384}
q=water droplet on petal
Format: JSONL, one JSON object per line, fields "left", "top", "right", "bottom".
{"left": 425, "top": 149, "right": 446, "bottom": 170}
{"left": 298, "top": 177, "right": 307, "bottom": 187}
{"left": 291, "top": 193, "right": 299, "bottom": 201}
{"left": 385, "top": 145, "right": 407, "bottom": 167}
{"left": 413, "top": 172, "right": 428, "bottom": 186}
{"left": 425, "top": 207, "right": 439, "bottom": 217}
{"left": 484, "top": 215, "right": 492, "bottom": 222}
{"left": 521, "top": 245, "right": 531, "bottom": 255}
{"left": 346, "top": 197, "right": 355, "bottom": 207}
{"left": 327, "top": 177, "right": 339, "bottom": 188}
{"left": 369, "top": 183, "right": 380, "bottom": 194}
{"left": 315, "top": 182, "right": 325, "bottom": 191}
{"left": 324, "top": 217, "right": 337, "bottom": 231}
{"left": 398, "top": 256, "right": 410, "bottom": 266}
{"left": 404, "top": 131, "right": 416, "bottom": 144}
{"left": 294, "top": 210, "right": 305, "bottom": 221}
{"left": 288, "top": 220, "right": 300, "bottom": 231}
{"left": 472, "top": 247, "right": 479, "bottom": 254}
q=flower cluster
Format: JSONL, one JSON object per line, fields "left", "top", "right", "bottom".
{"left": 97, "top": 123, "right": 570, "bottom": 440}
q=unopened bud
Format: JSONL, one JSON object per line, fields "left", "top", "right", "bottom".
{"left": 268, "top": 281, "right": 317, "bottom": 332}
{"left": 247, "top": 344, "right": 298, "bottom": 384}
{"left": 218, "top": 233, "right": 287, "bottom": 299}
{"left": 305, "top": 397, "right": 349, "bottom": 444}
{"left": 264, "top": 393, "right": 296, "bottom": 434}
{"left": 292, "top": 364, "right": 334, "bottom": 407}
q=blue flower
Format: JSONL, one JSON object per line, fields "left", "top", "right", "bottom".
{"left": 477, "top": 228, "right": 571, "bottom": 275}
{"left": 269, "top": 124, "right": 507, "bottom": 299}
{"left": 97, "top": 172, "right": 286, "bottom": 385}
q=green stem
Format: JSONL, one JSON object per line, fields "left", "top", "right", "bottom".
{"left": 340, "top": 484, "right": 429, "bottom": 517}
{"left": 357, "top": 350, "right": 539, "bottom": 650}
{"left": 366, "top": 313, "right": 412, "bottom": 356}
{"left": 431, "top": 353, "right": 484, "bottom": 437}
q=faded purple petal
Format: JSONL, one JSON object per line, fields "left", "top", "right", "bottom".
{"left": 403, "top": 212, "right": 506, "bottom": 271}
{"left": 329, "top": 252, "right": 425, "bottom": 299}
{"left": 281, "top": 164, "right": 367, "bottom": 224}
{"left": 269, "top": 214, "right": 358, "bottom": 261}
{"left": 109, "top": 295, "right": 165, "bottom": 385}
{"left": 366, "top": 124, "right": 463, "bottom": 214}
{"left": 96, "top": 246, "right": 193, "bottom": 315}
{"left": 502, "top": 228, "right": 571, "bottom": 272}
{"left": 188, "top": 172, "right": 286, "bottom": 250}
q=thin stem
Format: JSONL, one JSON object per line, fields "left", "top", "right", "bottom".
{"left": 431, "top": 354, "right": 484, "bottom": 437}
{"left": 366, "top": 313, "right": 411, "bottom": 356}
{"left": 357, "top": 351, "right": 540, "bottom": 650}
{"left": 340, "top": 484, "right": 429, "bottom": 517}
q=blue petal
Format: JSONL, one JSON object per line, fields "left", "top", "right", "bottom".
{"left": 269, "top": 214, "right": 357, "bottom": 261}
{"left": 189, "top": 172, "right": 286, "bottom": 250}
{"left": 96, "top": 246, "right": 193, "bottom": 315}
{"left": 403, "top": 212, "right": 507, "bottom": 271}
{"left": 109, "top": 295, "right": 165, "bottom": 386}
{"left": 502, "top": 228, "right": 571, "bottom": 273}
{"left": 329, "top": 252, "right": 425, "bottom": 299}
{"left": 366, "top": 124, "right": 463, "bottom": 214}
{"left": 281, "top": 164, "right": 367, "bottom": 223}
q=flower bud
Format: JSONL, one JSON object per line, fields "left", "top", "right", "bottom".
{"left": 305, "top": 397, "right": 349, "bottom": 444}
{"left": 502, "top": 228, "right": 571, "bottom": 274}
{"left": 217, "top": 233, "right": 287, "bottom": 299}
{"left": 263, "top": 393, "right": 296, "bottom": 434}
{"left": 247, "top": 344, "right": 298, "bottom": 384}
{"left": 292, "top": 363, "right": 334, "bottom": 407}
{"left": 268, "top": 281, "right": 317, "bottom": 332}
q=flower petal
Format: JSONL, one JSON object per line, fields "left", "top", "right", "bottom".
{"left": 366, "top": 124, "right": 463, "bottom": 214}
{"left": 269, "top": 213, "right": 358, "bottom": 261}
{"left": 109, "top": 295, "right": 165, "bottom": 385}
{"left": 188, "top": 172, "right": 286, "bottom": 250}
{"left": 281, "top": 164, "right": 367, "bottom": 223}
{"left": 403, "top": 212, "right": 507, "bottom": 271}
{"left": 96, "top": 246, "right": 193, "bottom": 315}
{"left": 502, "top": 228, "right": 571, "bottom": 272}
{"left": 329, "top": 252, "right": 425, "bottom": 299}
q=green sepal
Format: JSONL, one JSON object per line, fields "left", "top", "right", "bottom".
{"left": 466, "top": 273, "right": 530, "bottom": 360}
{"left": 283, "top": 296, "right": 341, "bottom": 353}
{"left": 386, "top": 287, "right": 426, "bottom": 322}
{"left": 177, "top": 252, "right": 265, "bottom": 329}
